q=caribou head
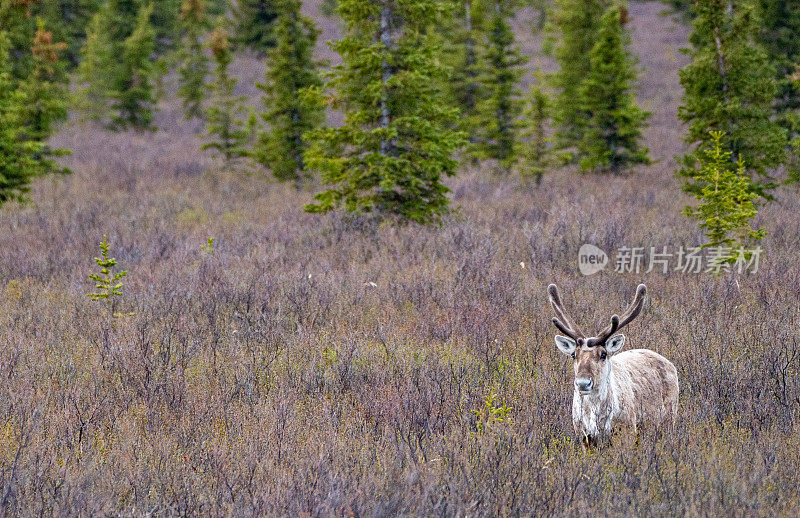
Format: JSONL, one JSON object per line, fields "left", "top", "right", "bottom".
{"left": 548, "top": 283, "right": 647, "bottom": 395}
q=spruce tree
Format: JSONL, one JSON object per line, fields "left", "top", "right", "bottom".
{"left": 254, "top": 0, "right": 323, "bottom": 184}
{"left": 31, "top": 0, "right": 102, "bottom": 66}
{"left": 0, "top": 32, "right": 47, "bottom": 206}
{"left": 21, "top": 19, "right": 68, "bottom": 140}
{"left": 678, "top": 0, "right": 786, "bottom": 193}
{"left": 0, "top": 0, "right": 37, "bottom": 80}
{"left": 150, "top": 0, "right": 182, "bottom": 53}
{"left": 549, "top": 0, "right": 609, "bottom": 158}
{"left": 578, "top": 6, "right": 650, "bottom": 173}
{"left": 177, "top": 0, "right": 210, "bottom": 120}
{"left": 107, "top": 0, "right": 141, "bottom": 43}
{"left": 682, "top": 131, "right": 765, "bottom": 253}
{"left": 790, "top": 70, "right": 800, "bottom": 184}
{"left": 202, "top": 27, "right": 250, "bottom": 164}
{"left": 19, "top": 19, "right": 71, "bottom": 175}
{"left": 757, "top": 2, "right": 800, "bottom": 182}
{"left": 304, "top": 0, "right": 466, "bottom": 224}
{"left": 232, "top": 0, "right": 278, "bottom": 54}
{"left": 111, "top": 2, "right": 157, "bottom": 130}
{"left": 516, "top": 81, "right": 550, "bottom": 185}
{"left": 75, "top": 9, "right": 115, "bottom": 123}
{"left": 472, "top": 0, "right": 527, "bottom": 170}
{"left": 756, "top": 2, "right": 800, "bottom": 118}
{"left": 441, "top": 0, "right": 486, "bottom": 140}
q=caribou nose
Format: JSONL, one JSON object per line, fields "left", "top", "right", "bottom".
{"left": 575, "top": 378, "right": 593, "bottom": 394}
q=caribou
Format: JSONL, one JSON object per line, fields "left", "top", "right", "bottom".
{"left": 548, "top": 283, "right": 678, "bottom": 449}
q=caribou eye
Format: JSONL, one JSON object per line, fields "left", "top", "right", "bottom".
{"left": 571, "top": 352, "right": 576, "bottom": 359}
{"left": 600, "top": 350, "right": 607, "bottom": 360}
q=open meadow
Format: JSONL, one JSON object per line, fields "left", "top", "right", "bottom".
{"left": 1, "top": 1, "right": 800, "bottom": 515}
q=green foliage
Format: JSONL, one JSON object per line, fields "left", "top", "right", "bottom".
{"left": 232, "top": 0, "right": 278, "bottom": 54}
{"left": 0, "top": 32, "right": 49, "bottom": 206}
{"left": 16, "top": 18, "right": 71, "bottom": 177}
{"left": 87, "top": 235, "right": 128, "bottom": 304}
{"left": 471, "top": 0, "right": 527, "bottom": 170}
{"left": 176, "top": 0, "right": 210, "bottom": 120}
{"left": 254, "top": 0, "right": 323, "bottom": 184}
{"left": 516, "top": 81, "right": 550, "bottom": 185}
{"left": 440, "top": 0, "right": 487, "bottom": 141}
{"left": 107, "top": 0, "right": 141, "bottom": 44}
{"left": 304, "top": 0, "right": 466, "bottom": 224}
{"left": 151, "top": 56, "right": 169, "bottom": 100}
{"left": 150, "top": 0, "right": 182, "bottom": 54}
{"left": 204, "top": 0, "right": 229, "bottom": 17}
{"left": 578, "top": 6, "right": 650, "bottom": 173}
{"left": 788, "top": 133, "right": 800, "bottom": 185}
{"left": 0, "top": 0, "right": 37, "bottom": 80}
{"left": 661, "top": 0, "right": 693, "bottom": 17}
{"left": 22, "top": 20, "right": 68, "bottom": 132}
{"left": 247, "top": 107, "right": 259, "bottom": 145}
{"left": 678, "top": 0, "right": 787, "bottom": 193}
{"left": 757, "top": 2, "right": 800, "bottom": 182}
{"left": 75, "top": 8, "right": 116, "bottom": 123}
{"left": 107, "top": 0, "right": 182, "bottom": 54}
{"left": 201, "top": 237, "right": 215, "bottom": 254}
{"left": 111, "top": 2, "right": 157, "bottom": 130}
{"left": 682, "top": 131, "right": 765, "bottom": 253}
{"left": 473, "top": 392, "right": 513, "bottom": 434}
{"left": 530, "top": 0, "right": 550, "bottom": 32}
{"left": 0, "top": 18, "right": 70, "bottom": 205}
{"left": 31, "top": 0, "right": 103, "bottom": 66}
{"left": 320, "top": 0, "right": 337, "bottom": 17}
{"left": 756, "top": 1, "right": 800, "bottom": 118}
{"left": 202, "top": 27, "right": 250, "bottom": 164}
{"left": 549, "top": 0, "right": 609, "bottom": 158}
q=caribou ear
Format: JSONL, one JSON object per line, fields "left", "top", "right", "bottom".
{"left": 555, "top": 335, "right": 577, "bottom": 356}
{"left": 605, "top": 334, "right": 625, "bottom": 355}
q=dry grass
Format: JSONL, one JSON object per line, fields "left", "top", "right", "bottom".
{"left": 1, "top": 1, "right": 799, "bottom": 515}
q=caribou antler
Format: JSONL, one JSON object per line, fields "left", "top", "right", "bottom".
{"left": 548, "top": 284, "right": 585, "bottom": 342}
{"left": 594, "top": 284, "right": 647, "bottom": 345}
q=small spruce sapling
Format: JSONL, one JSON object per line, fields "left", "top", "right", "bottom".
{"left": 473, "top": 392, "right": 513, "bottom": 434}
{"left": 88, "top": 235, "right": 128, "bottom": 321}
{"left": 682, "top": 131, "right": 765, "bottom": 259}
{"left": 201, "top": 237, "right": 215, "bottom": 254}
